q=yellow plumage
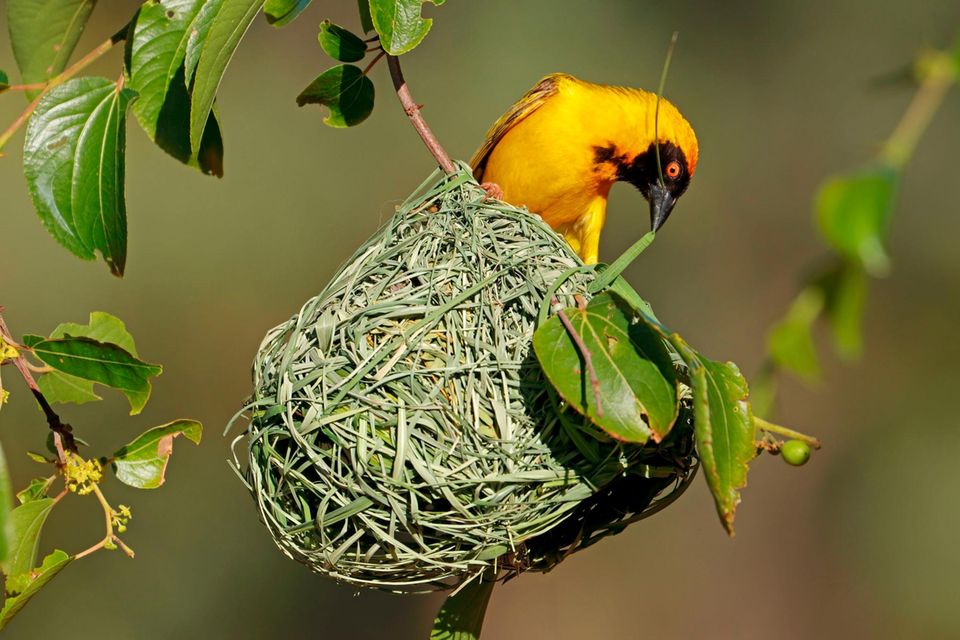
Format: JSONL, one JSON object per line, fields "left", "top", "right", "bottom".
{"left": 471, "top": 73, "right": 699, "bottom": 264}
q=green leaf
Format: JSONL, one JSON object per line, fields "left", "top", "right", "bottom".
{"left": 263, "top": 0, "right": 311, "bottom": 26}
{"left": 358, "top": 0, "right": 374, "bottom": 33}
{"left": 0, "top": 444, "right": 12, "bottom": 565}
{"left": 318, "top": 21, "right": 367, "bottom": 62}
{"left": 183, "top": 0, "right": 222, "bottom": 87}
{"left": 369, "top": 0, "right": 445, "bottom": 56}
{"left": 36, "top": 311, "right": 144, "bottom": 405}
{"left": 296, "top": 64, "right": 375, "bottom": 127}
{"left": 27, "top": 337, "right": 162, "bottom": 415}
{"left": 672, "top": 338, "right": 756, "bottom": 535}
{"left": 23, "top": 77, "right": 137, "bottom": 276}
{"left": 15, "top": 477, "right": 55, "bottom": 505}
{"left": 6, "top": 0, "right": 95, "bottom": 98}
{"left": 1, "top": 498, "right": 55, "bottom": 577}
{"left": 0, "top": 70, "right": 9, "bottom": 93}
{"left": 111, "top": 419, "right": 202, "bottom": 488}
{"left": 189, "top": 0, "right": 265, "bottom": 153}
{"left": 766, "top": 287, "right": 824, "bottom": 382}
{"left": 533, "top": 292, "right": 679, "bottom": 443}
{"left": 0, "top": 550, "right": 73, "bottom": 630}
{"left": 127, "top": 0, "right": 225, "bottom": 176}
{"left": 821, "top": 261, "right": 868, "bottom": 360}
{"left": 431, "top": 578, "right": 495, "bottom": 640}
{"left": 815, "top": 166, "right": 898, "bottom": 276}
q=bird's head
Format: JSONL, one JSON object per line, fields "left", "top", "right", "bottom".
{"left": 604, "top": 94, "right": 699, "bottom": 232}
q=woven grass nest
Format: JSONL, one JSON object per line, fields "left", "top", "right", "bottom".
{"left": 231, "top": 165, "right": 698, "bottom": 593}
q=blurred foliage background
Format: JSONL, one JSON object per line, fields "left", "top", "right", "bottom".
{"left": 2, "top": 1, "right": 959, "bottom": 637}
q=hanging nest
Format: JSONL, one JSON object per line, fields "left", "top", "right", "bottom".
{"left": 230, "top": 166, "right": 698, "bottom": 593}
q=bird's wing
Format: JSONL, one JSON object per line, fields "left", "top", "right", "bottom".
{"left": 469, "top": 73, "right": 570, "bottom": 180}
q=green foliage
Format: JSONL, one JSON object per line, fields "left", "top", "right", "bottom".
{"left": 111, "top": 420, "right": 202, "bottom": 489}
{"left": 0, "top": 70, "right": 9, "bottom": 93}
{"left": 36, "top": 312, "right": 141, "bottom": 406}
{"left": 533, "top": 292, "right": 679, "bottom": 443}
{"left": 15, "top": 477, "right": 54, "bottom": 505}
{"left": 126, "top": 0, "right": 225, "bottom": 175}
{"left": 767, "top": 287, "right": 823, "bottom": 381}
{"left": 0, "top": 445, "right": 11, "bottom": 564}
{"left": 189, "top": 0, "right": 265, "bottom": 152}
{"left": 24, "top": 334, "right": 162, "bottom": 416}
{"left": 318, "top": 21, "right": 368, "bottom": 62}
{"left": 815, "top": 166, "right": 898, "bottom": 276}
{"left": 0, "top": 550, "right": 73, "bottom": 630}
{"left": 821, "top": 261, "right": 868, "bottom": 359}
{"left": 297, "top": 64, "right": 375, "bottom": 127}
{"left": 22, "top": 77, "right": 136, "bottom": 276}
{"left": 431, "top": 578, "right": 495, "bottom": 640}
{"left": 369, "top": 0, "right": 446, "bottom": 55}
{"left": 358, "top": 0, "right": 375, "bottom": 33}
{"left": 1, "top": 499, "right": 55, "bottom": 577}
{"left": 264, "top": 0, "right": 312, "bottom": 27}
{"left": 6, "top": 0, "right": 95, "bottom": 98}
{"left": 681, "top": 349, "right": 757, "bottom": 534}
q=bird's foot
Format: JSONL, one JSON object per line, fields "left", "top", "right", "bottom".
{"left": 480, "top": 182, "right": 504, "bottom": 201}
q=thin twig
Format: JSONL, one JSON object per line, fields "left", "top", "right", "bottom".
{"left": 754, "top": 416, "right": 821, "bottom": 449}
{"left": 552, "top": 297, "right": 603, "bottom": 418}
{"left": 0, "top": 32, "right": 124, "bottom": 153}
{"left": 0, "top": 311, "right": 76, "bottom": 460}
{"left": 386, "top": 55, "right": 455, "bottom": 174}
{"left": 362, "top": 50, "right": 386, "bottom": 76}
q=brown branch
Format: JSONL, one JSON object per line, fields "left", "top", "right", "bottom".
{"left": 552, "top": 298, "right": 603, "bottom": 418}
{"left": 0, "top": 311, "right": 76, "bottom": 460}
{"left": 386, "top": 55, "right": 455, "bottom": 174}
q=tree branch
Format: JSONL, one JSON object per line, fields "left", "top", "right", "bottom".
{"left": 386, "top": 55, "right": 456, "bottom": 174}
{"left": 0, "top": 311, "right": 76, "bottom": 460}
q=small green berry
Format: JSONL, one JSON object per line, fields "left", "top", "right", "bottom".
{"left": 781, "top": 440, "right": 811, "bottom": 466}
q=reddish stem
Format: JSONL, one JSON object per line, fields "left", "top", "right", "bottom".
{"left": 386, "top": 55, "right": 455, "bottom": 174}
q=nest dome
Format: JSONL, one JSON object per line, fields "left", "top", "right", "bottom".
{"left": 233, "top": 168, "right": 696, "bottom": 592}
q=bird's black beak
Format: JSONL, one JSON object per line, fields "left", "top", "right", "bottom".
{"left": 648, "top": 182, "right": 677, "bottom": 232}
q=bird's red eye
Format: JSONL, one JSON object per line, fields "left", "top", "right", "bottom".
{"left": 665, "top": 161, "right": 682, "bottom": 179}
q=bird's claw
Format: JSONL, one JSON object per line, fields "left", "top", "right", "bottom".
{"left": 480, "top": 182, "right": 504, "bottom": 201}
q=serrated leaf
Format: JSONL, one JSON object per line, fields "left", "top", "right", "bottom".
{"left": 296, "top": 64, "right": 375, "bottom": 127}
{"left": 533, "top": 292, "right": 679, "bottom": 443}
{"left": 189, "top": 0, "right": 265, "bottom": 153}
{"left": 111, "top": 419, "right": 202, "bottom": 488}
{"left": 318, "top": 21, "right": 367, "bottom": 62}
{"left": 671, "top": 337, "right": 756, "bottom": 535}
{"left": 0, "top": 444, "right": 12, "bottom": 565}
{"left": 263, "top": 0, "right": 311, "bottom": 26}
{"left": 15, "top": 477, "right": 54, "bottom": 505}
{"left": 369, "top": 0, "right": 445, "bottom": 55}
{"left": 358, "top": 0, "right": 374, "bottom": 33}
{"left": 431, "top": 578, "right": 494, "bottom": 640}
{"left": 0, "top": 550, "right": 73, "bottom": 630}
{"left": 1, "top": 498, "right": 55, "bottom": 577}
{"left": 766, "top": 287, "right": 823, "bottom": 382}
{"left": 23, "top": 77, "right": 137, "bottom": 275}
{"left": 27, "top": 337, "right": 162, "bottom": 415}
{"left": 127, "top": 0, "right": 224, "bottom": 176}
{"left": 184, "top": 0, "right": 222, "bottom": 87}
{"left": 815, "top": 166, "right": 899, "bottom": 276}
{"left": 6, "top": 0, "right": 95, "bottom": 98}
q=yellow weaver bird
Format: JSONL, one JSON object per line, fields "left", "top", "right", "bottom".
{"left": 471, "top": 73, "right": 699, "bottom": 264}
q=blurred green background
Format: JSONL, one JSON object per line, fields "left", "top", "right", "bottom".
{"left": 2, "top": 1, "right": 959, "bottom": 637}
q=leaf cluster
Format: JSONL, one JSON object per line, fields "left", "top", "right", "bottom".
{"left": 0, "top": 312, "right": 202, "bottom": 628}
